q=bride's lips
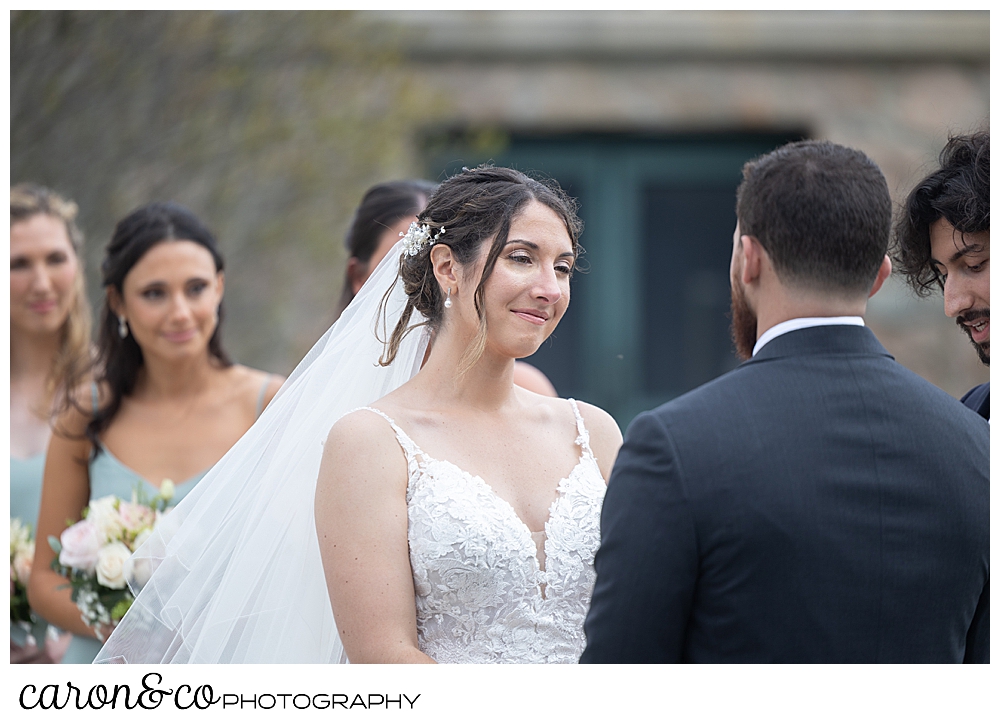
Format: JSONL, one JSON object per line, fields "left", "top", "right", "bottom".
{"left": 163, "top": 328, "right": 197, "bottom": 343}
{"left": 511, "top": 308, "right": 550, "bottom": 326}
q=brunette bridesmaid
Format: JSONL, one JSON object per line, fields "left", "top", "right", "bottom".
{"left": 29, "top": 202, "right": 284, "bottom": 663}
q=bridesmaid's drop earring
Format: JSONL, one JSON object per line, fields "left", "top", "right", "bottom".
{"left": 444, "top": 287, "right": 452, "bottom": 309}
{"left": 118, "top": 315, "right": 129, "bottom": 338}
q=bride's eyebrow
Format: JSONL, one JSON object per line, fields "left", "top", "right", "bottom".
{"left": 504, "top": 239, "right": 575, "bottom": 258}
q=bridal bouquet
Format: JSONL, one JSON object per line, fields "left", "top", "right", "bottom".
{"left": 48, "top": 480, "right": 175, "bottom": 637}
{"left": 10, "top": 517, "right": 46, "bottom": 644}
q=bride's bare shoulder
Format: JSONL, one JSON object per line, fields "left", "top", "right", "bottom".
{"left": 326, "top": 406, "right": 399, "bottom": 450}
{"left": 572, "top": 400, "right": 621, "bottom": 441}
{"left": 322, "top": 407, "right": 409, "bottom": 485}
{"left": 521, "top": 390, "right": 620, "bottom": 443}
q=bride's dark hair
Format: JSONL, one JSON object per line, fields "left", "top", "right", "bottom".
{"left": 379, "top": 165, "right": 582, "bottom": 372}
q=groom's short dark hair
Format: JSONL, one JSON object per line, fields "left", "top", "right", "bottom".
{"left": 736, "top": 140, "right": 891, "bottom": 295}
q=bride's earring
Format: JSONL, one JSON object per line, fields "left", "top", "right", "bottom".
{"left": 118, "top": 315, "right": 129, "bottom": 339}
{"left": 444, "top": 287, "right": 452, "bottom": 309}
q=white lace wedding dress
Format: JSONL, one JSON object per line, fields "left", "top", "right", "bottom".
{"left": 361, "top": 398, "right": 606, "bottom": 664}
{"left": 97, "top": 242, "right": 605, "bottom": 665}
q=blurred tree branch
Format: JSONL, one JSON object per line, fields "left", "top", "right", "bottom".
{"left": 12, "top": 10, "right": 438, "bottom": 371}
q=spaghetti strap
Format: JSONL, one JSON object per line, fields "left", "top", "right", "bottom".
{"left": 254, "top": 375, "right": 272, "bottom": 419}
{"left": 354, "top": 406, "right": 427, "bottom": 469}
{"left": 567, "top": 398, "right": 594, "bottom": 457}
{"left": 91, "top": 381, "right": 99, "bottom": 414}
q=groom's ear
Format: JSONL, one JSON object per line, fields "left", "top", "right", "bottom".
{"left": 739, "top": 234, "right": 765, "bottom": 286}
{"left": 429, "top": 244, "right": 459, "bottom": 291}
{"left": 868, "top": 255, "right": 892, "bottom": 298}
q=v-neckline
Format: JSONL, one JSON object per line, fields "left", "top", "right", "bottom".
{"left": 361, "top": 403, "right": 592, "bottom": 586}
{"left": 416, "top": 450, "right": 589, "bottom": 583}
{"left": 428, "top": 453, "right": 584, "bottom": 535}
{"left": 98, "top": 443, "right": 207, "bottom": 491}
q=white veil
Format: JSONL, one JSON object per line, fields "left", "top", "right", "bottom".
{"left": 95, "top": 241, "right": 428, "bottom": 663}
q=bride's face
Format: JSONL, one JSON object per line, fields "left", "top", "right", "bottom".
{"left": 463, "top": 199, "right": 575, "bottom": 359}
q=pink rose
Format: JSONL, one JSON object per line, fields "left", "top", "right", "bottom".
{"left": 117, "top": 502, "right": 155, "bottom": 533}
{"left": 13, "top": 542, "right": 34, "bottom": 585}
{"left": 58, "top": 520, "right": 104, "bottom": 572}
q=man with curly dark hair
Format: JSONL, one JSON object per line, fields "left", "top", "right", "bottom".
{"left": 892, "top": 130, "right": 989, "bottom": 419}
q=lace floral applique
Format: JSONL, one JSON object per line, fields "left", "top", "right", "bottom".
{"left": 359, "top": 401, "right": 606, "bottom": 664}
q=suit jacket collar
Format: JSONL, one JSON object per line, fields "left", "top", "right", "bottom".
{"left": 747, "top": 324, "right": 894, "bottom": 363}
{"left": 961, "top": 382, "right": 990, "bottom": 420}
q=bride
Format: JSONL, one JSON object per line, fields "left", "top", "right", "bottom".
{"left": 96, "top": 166, "right": 622, "bottom": 664}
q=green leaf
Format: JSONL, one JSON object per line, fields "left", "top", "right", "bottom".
{"left": 110, "top": 597, "right": 133, "bottom": 622}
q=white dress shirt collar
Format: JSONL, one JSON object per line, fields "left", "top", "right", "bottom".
{"left": 752, "top": 316, "right": 865, "bottom": 357}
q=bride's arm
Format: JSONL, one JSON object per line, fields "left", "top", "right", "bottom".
{"left": 315, "top": 411, "right": 435, "bottom": 664}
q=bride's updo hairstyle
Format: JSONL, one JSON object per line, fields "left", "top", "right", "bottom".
{"left": 379, "top": 165, "right": 582, "bottom": 372}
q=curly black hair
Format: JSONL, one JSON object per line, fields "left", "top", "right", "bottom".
{"left": 892, "top": 131, "right": 989, "bottom": 296}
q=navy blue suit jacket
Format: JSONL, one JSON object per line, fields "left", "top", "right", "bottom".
{"left": 582, "top": 325, "right": 989, "bottom": 663}
{"left": 961, "top": 382, "right": 989, "bottom": 420}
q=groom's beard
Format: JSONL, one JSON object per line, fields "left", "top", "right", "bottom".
{"left": 729, "top": 278, "right": 757, "bottom": 362}
{"left": 957, "top": 308, "right": 990, "bottom": 366}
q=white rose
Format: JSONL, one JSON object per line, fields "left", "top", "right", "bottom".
{"left": 132, "top": 528, "right": 153, "bottom": 552}
{"left": 122, "top": 554, "right": 152, "bottom": 590}
{"left": 95, "top": 542, "right": 132, "bottom": 589}
{"left": 86, "top": 495, "right": 123, "bottom": 540}
{"left": 10, "top": 517, "right": 31, "bottom": 551}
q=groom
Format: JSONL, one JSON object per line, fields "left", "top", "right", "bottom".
{"left": 581, "top": 140, "right": 989, "bottom": 663}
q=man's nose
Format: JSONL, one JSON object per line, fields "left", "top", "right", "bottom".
{"left": 943, "top": 274, "right": 974, "bottom": 318}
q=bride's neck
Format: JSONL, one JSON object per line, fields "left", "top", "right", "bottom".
{"left": 417, "top": 332, "right": 515, "bottom": 411}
